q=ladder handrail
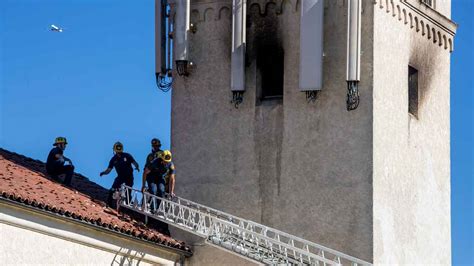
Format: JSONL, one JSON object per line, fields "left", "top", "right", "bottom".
{"left": 168, "top": 192, "right": 370, "bottom": 265}
{"left": 167, "top": 200, "right": 333, "bottom": 265}
{"left": 119, "top": 186, "right": 333, "bottom": 265}
{"left": 119, "top": 185, "right": 371, "bottom": 265}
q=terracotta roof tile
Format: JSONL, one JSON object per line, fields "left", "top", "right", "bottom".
{"left": 0, "top": 148, "right": 191, "bottom": 254}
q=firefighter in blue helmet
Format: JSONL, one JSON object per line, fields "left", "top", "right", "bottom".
{"left": 46, "top": 137, "right": 75, "bottom": 186}
{"left": 100, "top": 142, "right": 139, "bottom": 207}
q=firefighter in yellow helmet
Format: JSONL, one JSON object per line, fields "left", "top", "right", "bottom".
{"left": 46, "top": 137, "right": 75, "bottom": 186}
{"left": 100, "top": 142, "right": 139, "bottom": 207}
{"left": 142, "top": 150, "right": 176, "bottom": 207}
{"left": 159, "top": 150, "right": 175, "bottom": 197}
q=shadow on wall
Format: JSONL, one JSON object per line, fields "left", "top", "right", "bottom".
{"left": 111, "top": 247, "right": 146, "bottom": 266}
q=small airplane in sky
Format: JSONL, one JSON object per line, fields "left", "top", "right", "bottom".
{"left": 50, "top": 24, "right": 64, "bottom": 32}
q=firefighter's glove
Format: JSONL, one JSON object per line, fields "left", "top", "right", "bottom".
{"left": 65, "top": 158, "right": 73, "bottom": 166}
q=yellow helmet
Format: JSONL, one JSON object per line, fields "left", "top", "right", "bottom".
{"left": 113, "top": 142, "right": 124, "bottom": 153}
{"left": 53, "top": 137, "right": 68, "bottom": 146}
{"left": 159, "top": 150, "right": 172, "bottom": 163}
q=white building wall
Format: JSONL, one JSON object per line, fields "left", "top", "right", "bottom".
{"left": 0, "top": 202, "right": 184, "bottom": 265}
{"left": 1, "top": 224, "right": 157, "bottom": 266}
{"left": 373, "top": 0, "right": 452, "bottom": 264}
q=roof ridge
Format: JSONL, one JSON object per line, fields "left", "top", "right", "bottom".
{"left": 0, "top": 147, "right": 93, "bottom": 182}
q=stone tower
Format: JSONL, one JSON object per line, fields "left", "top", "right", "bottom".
{"left": 161, "top": 0, "right": 456, "bottom": 264}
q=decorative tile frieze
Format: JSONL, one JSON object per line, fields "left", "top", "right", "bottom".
{"left": 169, "top": 0, "right": 456, "bottom": 52}
{"left": 247, "top": 0, "right": 299, "bottom": 15}
{"left": 171, "top": 0, "right": 301, "bottom": 23}
{"left": 374, "top": 0, "right": 457, "bottom": 52}
{"left": 169, "top": 0, "right": 232, "bottom": 22}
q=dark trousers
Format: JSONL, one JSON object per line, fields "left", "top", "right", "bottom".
{"left": 146, "top": 180, "right": 165, "bottom": 212}
{"left": 48, "top": 165, "right": 74, "bottom": 186}
{"left": 107, "top": 176, "right": 133, "bottom": 208}
{"left": 145, "top": 177, "right": 169, "bottom": 235}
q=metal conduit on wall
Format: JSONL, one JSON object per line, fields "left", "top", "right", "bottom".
{"left": 346, "top": 0, "right": 362, "bottom": 110}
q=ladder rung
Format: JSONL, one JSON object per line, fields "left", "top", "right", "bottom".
{"left": 119, "top": 185, "right": 371, "bottom": 266}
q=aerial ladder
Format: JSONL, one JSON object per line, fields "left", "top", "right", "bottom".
{"left": 118, "top": 185, "right": 371, "bottom": 265}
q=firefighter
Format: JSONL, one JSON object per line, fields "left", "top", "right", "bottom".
{"left": 144, "top": 138, "right": 163, "bottom": 173}
{"left": 141, "top": 150, "right": 175, "bottom": 209}
{"left": 100, "top": 142, "right": 139, "bottom": 207}
{"left": 159, "top": 150, "right": 176, "bottom": 197}
{"left": 141, "top": 138, "right": 162, "bottom": 211}
{"left": 46, "top": 137, "right": 75, "bottom": 186}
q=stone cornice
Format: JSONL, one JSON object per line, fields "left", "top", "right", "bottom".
{"left": 169, "top": 0, "right": 232, "bottom": 22}
{"left": 247, "top": 0, "right": 299, "bottom": 14}
{"left": 374, "top": 0, "right": 457, "bottom": 52}
{"left": 169, "top": 0, "right": 457, "bottom": 52}
{"left": 403, "top": 0, "right": 457, "bottom": 35}
{"left": 169, "top": 0, "right": 300, "bottom": 22}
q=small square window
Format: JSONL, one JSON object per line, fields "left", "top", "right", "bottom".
{"left": 408, "top": 66, "right": 419, "bottom": 117}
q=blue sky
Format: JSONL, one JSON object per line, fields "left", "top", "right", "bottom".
{"left": 0, "top": 0, "right": 171, "bottom": 190}
{"left": 451, "top": 0, "right": 474, "bottom": 263}
{"left": 0, "top": 0, "right": 472, "bottom": 263}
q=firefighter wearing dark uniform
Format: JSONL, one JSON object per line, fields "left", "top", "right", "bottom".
{"left": 159, "top": 151, "right": 176, "bottom": 196}
{"left": 141, "top": 150, "right": 175, "bottom": 210}
{"left": 100, "top": 142, "right": 139, "bottom": 207}
{"left": 46, "top": 137, "right": 75, "bottom": 186}
{"left": 144, "top": 138, "right": 163, "bottom": 177}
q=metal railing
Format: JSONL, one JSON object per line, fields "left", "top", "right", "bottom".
{"left": 119, "top": 185, "right": 371, "bottom": 266}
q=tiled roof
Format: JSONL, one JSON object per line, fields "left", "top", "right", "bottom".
{"left": 0, "top": 148, "right": 191, "bottom": 254}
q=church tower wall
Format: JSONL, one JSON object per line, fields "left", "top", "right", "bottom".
{"left": 170, "top": 0, "right": 375, "bottom": 262}
{"left": 372, "top": 0, "right": 454, "bottom": 263}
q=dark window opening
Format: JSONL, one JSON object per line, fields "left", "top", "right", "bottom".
{"left": 257, "top": 45, "right": 284, "bottom": 99}
{"left": 408, "top": 66, "right": 419, "bottom": 117}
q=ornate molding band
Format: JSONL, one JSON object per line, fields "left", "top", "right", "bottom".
{"left": 247, "top": 0, "right": 299, "bottom": 15}
{"left": 170, "top": 0, "right": 457, "bottom": 52}
{"left": 374, "top": 0, "right": 457, "bottom": 52}
{"left": 171, "top": 0, "right": 300, "bottom": 23}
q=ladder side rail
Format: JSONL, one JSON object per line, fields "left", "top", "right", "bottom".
{"left": 207, "top": 221, "right": 279, "bottom": 264}
{"left": 120, "top": 188, "right": 210, "bottom": 238}
{"left": 204, "top": 208, "right": 330, "bottom": 265}
{"left": 176, "top": 196, "right": 236, "bottom": 222}
{"left": 208, "top": 220, "right": 302, "bottom": 265}
{"left": 119, "top": 187, "right": 316, "bottom": 264}
{"left": 176, "top": 198, "right": 319, "bottom": 264}
{"left": 120, "top": 186, "right": 360, "bottom": 265}
{"left": 142, "top": 188, "right": 336, "bottom": 265}
{"left": 205, "top": 237, "right": 289, "bottom": 265}
{"left": 170, "top": 193, "right": 371, "bottom": 265}
{"left": 170, "top": 194, "right": 326, "bottom": 263}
